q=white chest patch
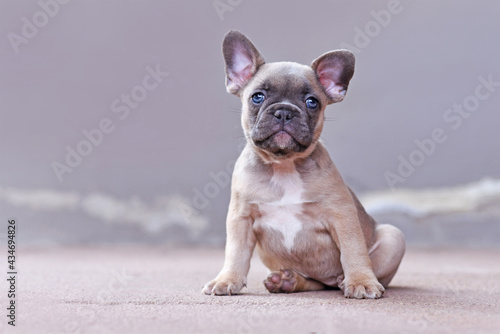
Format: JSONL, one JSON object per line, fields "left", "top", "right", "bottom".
{"left": 257, "top": 165, "right": 305, "bottom": 251}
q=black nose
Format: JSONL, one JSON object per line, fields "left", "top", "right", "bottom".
{"left": 274, "top": 109, "right": 293, "bottom": 124}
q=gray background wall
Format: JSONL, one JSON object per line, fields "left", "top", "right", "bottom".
{"left": 1, "top": 0, "right": 499, "bottom": 246}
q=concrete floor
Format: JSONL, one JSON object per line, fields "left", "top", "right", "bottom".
{"left": 2, "top": 246, "right": 500, "bottom": 334}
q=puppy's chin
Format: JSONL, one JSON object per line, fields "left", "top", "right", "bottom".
{"left": 252, "top": 131, "right": 309, "bottom": 159}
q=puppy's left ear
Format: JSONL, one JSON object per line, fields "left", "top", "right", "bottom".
{"left": 311, "top": 50, "right": 355, "bottom": 104}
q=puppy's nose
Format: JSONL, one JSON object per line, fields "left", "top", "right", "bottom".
{"left": 274, "top": 109, "right": 293, "bottom": 124}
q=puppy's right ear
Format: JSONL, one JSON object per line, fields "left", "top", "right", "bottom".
{"left": 223, "top": 31, "right": 265, "bottom": 96}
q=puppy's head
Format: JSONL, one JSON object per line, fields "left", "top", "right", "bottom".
{"left": 223, "top": 31, "right": 355, "bottom": 162}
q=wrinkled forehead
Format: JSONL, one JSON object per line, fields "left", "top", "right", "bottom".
{"left": 245, "top": 62, "right": 325, "bottom": 100}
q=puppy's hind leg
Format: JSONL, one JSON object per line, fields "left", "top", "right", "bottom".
{"left": 369, "top": 224, "right": 406, "bottom": 288}
{"left": 263, "top": 269, "right": 326, "bottom": 293}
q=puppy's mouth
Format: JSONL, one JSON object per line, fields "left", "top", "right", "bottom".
{"left": 271, "top": 131, "right": 293, "bottom": 148}
{"left": 253, "top": 130, "right": 308, "bottom": 156}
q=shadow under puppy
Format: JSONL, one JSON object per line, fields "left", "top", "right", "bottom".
{"left": 203, "top": 31, "right": 405, "bottom": 299}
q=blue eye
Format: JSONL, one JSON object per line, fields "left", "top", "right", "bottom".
{"left": 252, "top": 93, "right": 265, "bottom": 104}
{"left": 306, "top": 97, "right": 318, "bottom": 109}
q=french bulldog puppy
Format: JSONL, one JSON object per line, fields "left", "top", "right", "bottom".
{"left": 202, "top": 31, "right": 405, "bottom": 299}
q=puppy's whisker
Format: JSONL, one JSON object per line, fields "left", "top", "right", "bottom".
{"left": 225, "top": 106, "right": 242, "bottom": 112}
{"left": 319, "top": 136, "right": 329, "bottom": 145}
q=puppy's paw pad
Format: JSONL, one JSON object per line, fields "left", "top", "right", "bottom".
{"left": 263, "top": 269, "right": 297, "bottom": 293}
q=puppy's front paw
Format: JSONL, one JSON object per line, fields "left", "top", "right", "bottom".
{"left": 340, "top": 275, "right": 385, "bottom": 299}
{"left": 202, "top": 273, "right": 246, "bottom": 296}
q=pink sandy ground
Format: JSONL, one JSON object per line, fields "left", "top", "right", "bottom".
{"left": 2, "top": 246, "right": 500, "bottom": 334}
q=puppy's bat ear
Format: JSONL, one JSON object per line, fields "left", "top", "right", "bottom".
{"left": 222, "top": 31, "right": 265, "bottom": 96}
{"left": 311, "top": 50, "right": 355, "bottom": 104}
